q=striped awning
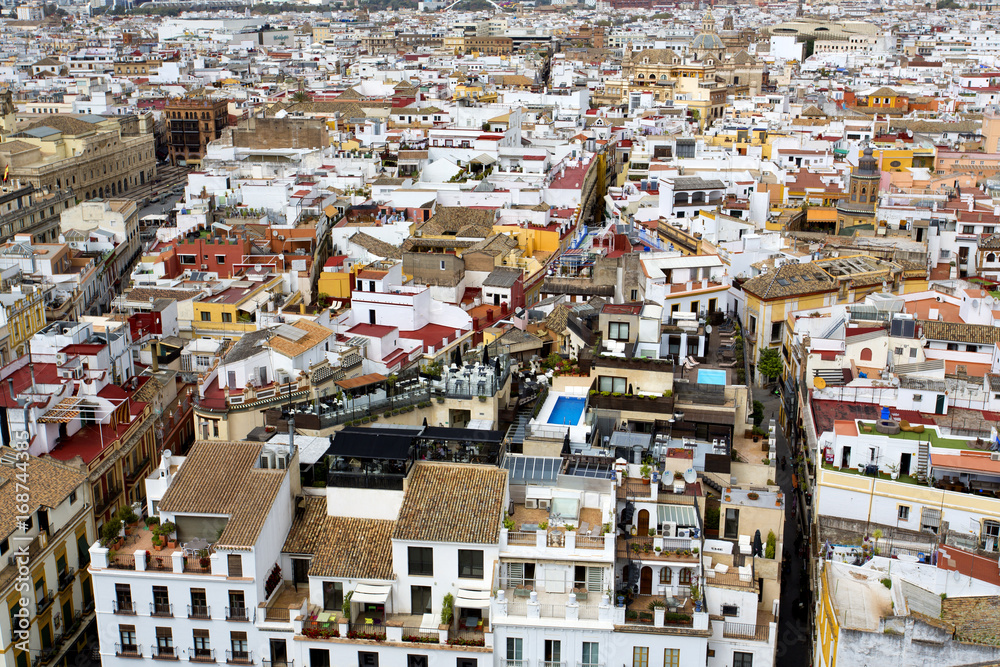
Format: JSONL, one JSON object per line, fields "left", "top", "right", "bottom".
{"left": 38, "top": 397, "right": 85, "bottom": 423}
{"left": 656, "top": 504, "right": 698, "bottom": 527}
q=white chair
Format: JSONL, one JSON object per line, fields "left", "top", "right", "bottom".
{"left": 738, "top": 565, "right": 752, "bottom": 582}
{"left": 714, "top": 563, "right": 729, "bottom": 575}
{"left": 738, "top": 535, "right": 752, "bottom": 556}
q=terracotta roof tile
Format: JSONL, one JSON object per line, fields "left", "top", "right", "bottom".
{"left": 158, "top": 442, "right": 285, "bottom": 549}
{"left": 0, "top": 450, "right": 87, "bottom": 541}
{"left": 741, "top": 262, "right": 836, "bottom": 300}
{"left": 393, "top": 463, "right": 506, "bottom": 544}
{"left": 310, "top": 516, "right": 395, "bottom": 580}
{"left": 918, "top": 319, "right": 1000, "bottom": 346}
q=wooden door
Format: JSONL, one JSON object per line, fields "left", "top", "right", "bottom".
{"left": 639, "top": 567, "right": 652, "bottom": 595}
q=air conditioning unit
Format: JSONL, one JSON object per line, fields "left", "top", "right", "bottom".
{"left": 992, "top": 452, "right": 1000, "bottom": 462}
{"left": 201, "top": 264, "right": 208, "bottom": 269}
{"left": 677, "top": 528, "right": 691, "bottom": 538}
{"left": 538, "top": 498, "right": 551, "bottom": 510}
{"left": 661, "top": 521, "right": 677, "bottom": 537}
{"left": 56, "top": 352, "right": 67, "bottom": 365}
{"left": 276, "top": 453, "right": 288, "bottom": 470}
{"left": 524, "top": 498, "right": 537, "bottom": 509}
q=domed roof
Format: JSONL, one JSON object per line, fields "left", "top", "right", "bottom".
{"left": 692, "top": 32, "right": 724, "bottom": 50}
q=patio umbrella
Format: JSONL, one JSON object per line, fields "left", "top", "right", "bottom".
{"left": 752, "top": 529, "right": 763, "bottom": 558}
{"left": 494, "top": 357, "right": 502, "bottom": 377}
{"left": 452, "top": 347, "right": 462, "bottom": 367}
{"left": 422, "top": 416, "right": 428, "bottom": 427}
{"left": 482, "top": 345, "right": 490, "bottom": 366}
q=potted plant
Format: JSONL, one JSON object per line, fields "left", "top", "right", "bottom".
{"left": 887, "top": 463, "right": 900, "bottom": 480}
{"left": 198, "top": 549, "right": 210, "bottom": 569}
{"left": 747, "top": 492, "right": 760, "bottom": 501}
{"left": 640, "top": 464, "right": 652, "bottom": 485}
{"left": 648, "top": 528, "right": 656, "bottom": 537}
{"left": 151, "top": 534, "right": 163, "bottom": 551}
{"left": 690, "top": 583, "right": 702, "bottom": 612}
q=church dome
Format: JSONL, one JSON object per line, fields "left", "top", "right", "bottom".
{"left": 692, "top": 32, "right": 724, "bottom": 51}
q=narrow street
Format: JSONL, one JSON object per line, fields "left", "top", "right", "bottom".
{"left": 758, "top": 392, "right": 812, "bottom": 667}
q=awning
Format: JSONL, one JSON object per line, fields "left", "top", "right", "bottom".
{"left": 455, "top": 588, "right": 491, "bottom": 610}
{"left": 336, "top": 373, "right": 387, "bottom": 390}
{"left": 238, "top": 292, "right": 270, "bottom": 312}
{"left": 352, "top": 583, "right": 392, "bottom": 604}
{"left": 656, "top": 504, "right": 699, "bottom": 527}
{"left": 470, "top": 153, "right": 496, "bottom": 165}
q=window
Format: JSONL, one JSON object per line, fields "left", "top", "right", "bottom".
{"left": 894, "top": 347, "right": 903, "bottom": 355}
{"left": 222, "top": 313, "right": 232, "bottom": 323}
{"left": 722, "top": 604, "right": 738, "bottom": 616}
{"left": 152, "top": 586, "right": 171, "bottom": 615}
{"left": 748, "top": 315, "right": 757, "bottom": 334}
{"left": 506, "top": 638, "right": 523, "bottom": 664}
{"left": 633, "top": 647, "right": 649, "bottom": 667}
{"left": 193, "top": 630, "right": 211, "bottom": 658}
{"left": 770, "top": 321, "right": 783, "bottom": 343}
{"left": 69, "top": 490, "right": 77, "bottom": 504}
{"left": 200, "top": 312, "right": 211, "bottom": 322}
{"left": 983, "top": 519, "right": 1000, "bottom": 552}
{"left": 664, "top": 648, "right": 680, "bottom": 667}
{"left": 910, "top": 348, "right": 918, "bottom": 359}
{"left": 230, "top": 631, "right": 248, "bottom": 661}
{"left": 679, "top": 569, "right": 692, "bottom": 585}
{"left": 440, "top": 260, "right": 446, "bottom": 270}
{"left": 659, "top": 568, "right": 672, "bottom": 584}
{"left": 358, "top": 652, "right": 379, "bottom": 666}
{"left": 216, "top": 255, "right": 226, "bottom": 264}
{"left": 630, "top": 289, "right": 638, "bottom": 301}
{"left": 598, "top": 376, "right": 627, "bottom": 393}
{"left": 180, "top": 254, "right": 196, "bottom": 265}
{"left": 733, "top": 652, "right": 753, "bottom": 667}
{"left": 544, "top": 640, "right": 561, "bottom": 666}
{"left": 408, "top": 547, "right": 433, "bottom": 576}
{"left": 411, "top": 585, "right": 432, "bottom": 614}
{"left": 946, "top": 343, "right": 958, "bottom": 351}
{"left": 115, "top": 583, "right": 133, "bottom": 613}
{"left": 156, "top": 627, "right": 174, "bottom": 657}
{"left": 967, "top": 345, "right": 978, "bottom": 352}
{"left": 608, "top": 321, "right": 629, "bottom": 340}
{"left": 921, "top": 507, "right": 941, "bottom": 534}
{"left": 119, "top": 624, "right": 137, "bottom": 651}
{"left": 458, "top": 550, "right": 484, "bottom": 578}
{"left": 190, "top": 588, "right": 208, "bottom": 617}
{"left": 898, "top": 506, "right": 910, "bottom": 521}
{"left": 322, "top": 582, "right": 343, "bottom": 611}
{"left": 582, "top": 642, "right": 599, "bottom": 667}
{"left": 228, "top": 554, "right": 243, "bottom": 578}
{"left": 407, "top": 657, "right": 429, "bottom": 667}
{"left": 724, "top": 508, "right": 740, "bottom": 539}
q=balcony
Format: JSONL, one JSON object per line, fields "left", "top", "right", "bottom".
{"left": 151, "top": 602, "right": 174, "bottom": 617}
{"left": 109, "top": 553, "right": 136, "bottom": 570}
{"left": 722, "top": 622, "right": 770, "bottom": 641}
{"left": 95, "top": 486, "right": 123, "bottom": 516}
{"left": 588, "top": 390, "right": 676, "bottom": 415}
{"left": 347, "top": 622, "right": 386, "bottom": 640}
{"left": 227, "top": 606, "right": 253, "bottom": 622}
{"left": 189, "top": 649, "right": 216, "bottom": 663}
{"left": 226, "top": 650, "right": 253, "bottom": 665}
{"left": 262, "top": 661, "right": 294, "bottom": 667}
{"left": 188, "top": 605, "right": 211, "bottom": 619}
{"left": 124, "top": 456, "right": 151, "bottom": 483}
{"left": 57, "top": 568, "right": 75, "bottom": 591}
{"left": 114, "top": 599, "right": 135, "bottom": 614}
{"left": 153, "top": 646, "right": 180, "bottom": 660}
{"left": 36, "top": 589, "right": 54, "bottom": 615}
{"left": 116, "top": 643, "right": 142, "bottom": 658}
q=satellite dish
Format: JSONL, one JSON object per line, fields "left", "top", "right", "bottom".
{"left": 815, "top": 377, "right": 827, "bottom": 389}
{"left": 705, "top": 324, "right": 713, "bottom": 334}
{"left": 683, "top": 468, "right": 697, "bottom": 484}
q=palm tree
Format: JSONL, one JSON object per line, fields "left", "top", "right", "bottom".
{"left": 290, "top": 90, "right": 311, "bottom": 103}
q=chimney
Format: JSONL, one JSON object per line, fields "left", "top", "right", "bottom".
{"left": 151, "top": 342, "right": 159, "bottom": 372}
{"left": 300, "top": 303, "right": 305, "bottom": 314}
{"left": 969, "top": 197, "right": 974, "bottom": 212}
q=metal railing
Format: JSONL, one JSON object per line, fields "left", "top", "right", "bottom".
{"left": 347, "top": 623, "right": 386, "bottom": 639}
{"left": 225, "top": 650, "right": 253, "bottom": 665}
{"left": 36, "top": 589, "right": 54, "bottom": 615}
{"left": 148, "top": 555, "right": 173, "bottom": 572}
{"left": 114, "top": 599, "right": 135, "bottom": 614}
{"left": 506, "top": 531, "right": 537, "bottom": 546}
{"left": 261, "top": 662, "right": 294, "bottom": 667}
{"left": 226, "top": 606, "right": 252, "bottom": 622}
{"left": 262, "top": 606, "right": 290, "bottom": 622}
{"left": 400, "top": 628, "right": 439, "bottom": 643}
{"left": 57, "top": 568, "right": 75, "bottom": 591}
{"left": 722, "top": 622, "right": 770, "bottom": 641}
{"left": 109, "top": 553, "right": 136, "bottom": 570}
{"left": 152, "top": 646, "right": 179, "bottom": 660}
{"left": 189, "top": 648, "right": 215, "bottom": 663}
{"left": 188, "top": 605, "right": 211, "bottom": 619}
{"left": 95, "top": 486, "right": 123, "bottom": 516}
{"left": 151, "top": 602, "right": 173, "bottom": 617}
{"left": 115, "top": 643, "right": 142, "bottom": 658}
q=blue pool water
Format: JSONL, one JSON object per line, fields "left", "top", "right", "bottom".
{"left": 698, "top": 369, "right": 727, "bottom": 386}
{"left": 548, "top": 396, "right": 586, "bottom": 425}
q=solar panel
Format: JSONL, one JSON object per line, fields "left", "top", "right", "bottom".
{"left": 274, "top": 323, "right": 308, "bottom": 342}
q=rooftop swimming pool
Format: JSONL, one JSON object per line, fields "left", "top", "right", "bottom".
{"left": 698, "top": 369, "right": 727, "bottom": 386}
{"left": 548, "top": 396, "right": 586, "bottom": 425}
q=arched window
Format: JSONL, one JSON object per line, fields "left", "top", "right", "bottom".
{"left": 988, "top": 253, "right": 997, "bottom": 263}
{"left": 659, "top": 569, "right": 672, "bottom": 584}
{"left": 860, "top": 348, "right": 873, "bottom": 361}
{"left": 679, "top": 569, "right": 692, "bottom": 585}
{"left": 637, "top": 73, "right": 644, "bottom": 79}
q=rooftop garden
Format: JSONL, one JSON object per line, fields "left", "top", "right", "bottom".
{"left": 856, "top": 421, "right": 975, "bottom": 450}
